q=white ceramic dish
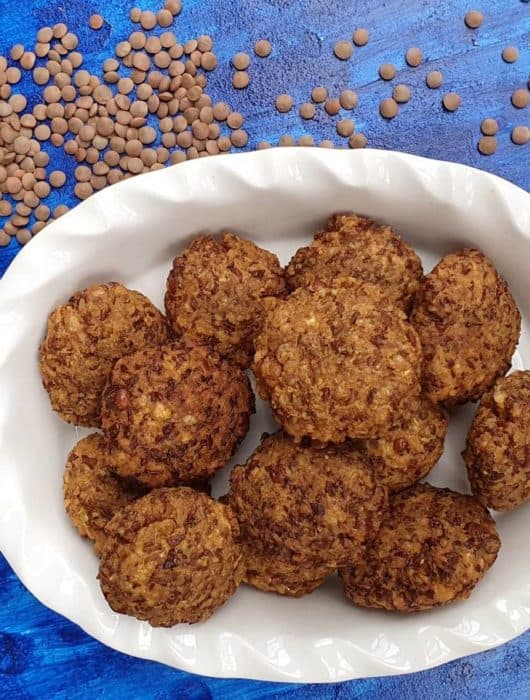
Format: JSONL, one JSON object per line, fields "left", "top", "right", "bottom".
{"left": 1, "top": 149, "right": 530, "bottom": 683}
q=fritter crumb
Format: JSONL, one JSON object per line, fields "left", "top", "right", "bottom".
{"left": 340, "top": 483, "right": 500, "bottom": 611}
{"left": 165, "top": 233, "right": 287, "bottom": 367}
{"left": 39, "top": 282, "right": 169, "bottom": 427}
{"left": 464, "top": 371, "right": 530, "bottom": 510}
{"left": 253, "top": 283, "right": 422, "bottom": 442}
{"left": 101, "top": 343, "right": 254, "bottom": 487}
{"left": 98, "top": 488, "right": 244, "bottom": 626}
{"left": 411, "top": 249, "right": 520, "bottom": 404}
{"left": 286, "top": 213, "right": 423, "bottom": 310}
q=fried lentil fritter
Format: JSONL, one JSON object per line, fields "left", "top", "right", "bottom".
{"left": 101, "top": 343, "right": 253, "bottom": 487}
{"left": 63, "top": 433, "right": 144, "bottom": 546}
{"left": 411, "top": 249, "right": 521, "bottom": 404}
{"left": 340, "top": 483, "right": 500, "bottom": 612}
{"left": 464, "top": 371, "right": 530, "bottom": 510}
{"left": 359, "top": 395, "right": 448, "bottom": 492}
{"left": 165, "top": 233, "right": 287, "bottom": 367}
{"left": 242, "top": 540, "right": 333, "bottom": 597}
{"left": 253, "top": 284, "right": 422, "bottom": 442}
{"left": 228, "top": 432, "right": 388, "bottom": 569}
{"left": 286, "top": 213, "right": 423, "bottom": 310}
{"left": 39, "top": 282, "right": 169, "bottom": 427}
{"left": 98, "top": 488, "right": 243, "bottom": 626}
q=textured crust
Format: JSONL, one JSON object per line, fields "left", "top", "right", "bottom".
{"left": 228, "top": 432, "right": 388, "bottom": 569}
{"left": 165, "top": 233, "right": 287, "bottom": 368}
{"left": 285, "top": 213, "right": 423, "bottom": 311}
{"left": 101, "top": 343, "right": 254, "bottom": 487}
{"left": 253, "top": 284, "right": 422, "bottom": 442}
{"left": 242, "top": 541, "right": 333, "bottom": 597}
{"left": 98, "top": 488, "right": 244, "bottom": 626}
{"left": 340, "top": 483, "right": 500, "bottom": 612}
{"left": 464, "top": 371, "right": 530, "bottom": 510}
{"left": 359, "top": 396, "right": 448, "bottom": 492}
{"left": 63, "top": 433, "right": 144, "bottom": 547}
{"left": 410, "top": 249, "right": 521, "bottom": 404}
{"left": 39, "top": 282, "right": 169, "bottom": 427}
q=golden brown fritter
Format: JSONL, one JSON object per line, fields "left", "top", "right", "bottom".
{"left": 286, "top": 213, "right": 423, "bottom": 310}
{"left": 98, "top": 488, "right": 243, "bottom": 626}
{"left": 101, "top": 343, "right": 253, "bottom": 487}
{"left": 39, "top": 282, "right": 169, "bottom": 427}
{"left": 253, "top": 284, "right": 422, "bottom": 443}
{"left": 165, "top": 233, "right": 287, "bottom": 368}
{"left": 359, "top": 396, "right": 448, "bottom": 492}
{"left": 464, "top": 371, "right": 530, "bottom": 510}
{"left": 242, "top": 540, "right": 333, "bottom": 597}
{"left": 340, "top": 483, "right": 500, "bottom": 612}
{"left": 411, "top": 249, "right": 521, "bottom": 405}
{"left": 63, "top": 433, "right": 144, "bottom": 547}
{"left": 228, "top": 432, "right": 388, "bottom": 569}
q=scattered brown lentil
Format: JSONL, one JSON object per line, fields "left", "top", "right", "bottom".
{"left": 339, "top": 90, "right": 358, "bottom": 110}
{"left": 334, "top": 40, "right": 353, "bottom": 60}
{"left": 89, "top": 14, "right": 104, "bottom": 30}
{"left": 353, "top": 28, "right": 369, "bottom": 46}
{"left": 232, "top": 71, "right": 249, "bottom": 89}
{"left": 426, "top": 70, "right": 443, "bottom": 89}
{"left": 511, "top": 126, "right": 529, "bottom": 145}
{"left": 337, "top": 119, "right": 355, "bottom": 137}
{"left": 275, "top": 94, "right": 293, "bottom": 113}
{"left": 465, "top": 10, "right": 484, "bottom": 29}
{"left": 380, "top": 97, "right": 398, "bottom": 119}
{"left": 256, "top": 140, "right": 271, "bottom": 149}
{"left": 443, "top": 92, "right": 461, "bottom": 111}
{"left": 405, "top": 48, "right": 423, "bottom": 67}
{"left": 512, "top": 89, "right": 529, "bottom": 109}
{"left": 232, "top": 53, "right": 250, "bottom": 70}
{"left": 325, "top": 98, "right": 341, "bottom": 116}
{"left": 481, "top": 118, "right": 499, "bottom": 136}
{"left": 311, "top": 86, "right": 328, "bottom": 103}
{"left": 279, "top": 134, "right": 295, "bottom": 147}
{"left": 379, "top": 63, "right": 396, "bottom": 81}
{"left": 299, "top": 102, "right": 316, "bottom": 119}
{"left": 254, "top": 40, "right": 272, "bottom": 58}
{"left": 502, "top": 47, "right": 519, "bottom": 63}
{"left": 478, "top": 136, "right": 497, "bottom": 155}
{"left": 393, "top": 84, "right": 411, "bottom": 103}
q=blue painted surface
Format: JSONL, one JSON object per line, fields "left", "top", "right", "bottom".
{"left": 0, "top": 0, "right": 529, "bottom": 697}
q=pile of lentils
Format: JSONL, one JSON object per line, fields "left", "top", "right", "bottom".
{"left": 0, "top": 3, "right": 528, "bottom": 248}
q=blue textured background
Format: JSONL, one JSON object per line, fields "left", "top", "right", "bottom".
{"left": 1, "top": 1, "right": 529, "bottom": 697}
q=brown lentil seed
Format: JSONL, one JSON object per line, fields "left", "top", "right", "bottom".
{"left": 201, "top": 52, "right": 217, "bottom": 71}
{"left": 340, "top": 90, "right": 358, "bottom": 109}
{"left": 300, "top": 102, "right": 316, "bottom": 119}
{"left": 426, "top": 70, "right": 443, "bottom": 89}
{"left": 337, "top": 119, "right": 355, "bottom": 137}
{"left": 89, "top": 14, "right": 104, "bottom": 30}
{"left": 478, "top": 136, "right": 497, "bottom": 155}
{"left": 325, "top": 98, "right": 341, "bottom": 116}
{"left": 279, "top": 134, "right": 295, "bottom": 147}
{"left": 16, "top": 229, "right": 32, "bottom": 245}
{"left": 349, "top": 133, "right": 367, "bottom": 148}
{"left": 34, "top": 181, "right": 51, "bottom": 198}
{"left": 232, "top": 52, "right": 250, "bottom": 70}
{"left": 62, "top": 33, "right": 78, "bottom": 50}
{"left": 230, "top": 129, "right": 248, "bottom": 147}
{"left": 511, "top": 126, "right": 530, "bottom": 145}
{"left": 254, "top": 39, "right": 272, "bottom": 58}
{"left": 379, "top": 63, "right": 396, "bottom": 80}
{"left": 6, "top": 67, "right": 21, "bottom": 84}
{"left": 140, "top": 11, "right": 157, "bottom": 30}
{"left": 443, "top": 92, "right": 461, "bottom": 111}
{"left": 275, "top": 94, "right": 293, "bottom": 113}
{"left": 465, "top": 10, "right": 484, "bottom": 29}
{"left": 50, "top": 170, "right": 66, "bottom": 188}
{"left": 70, "top": 52, "right": 83, "bottom": 68}
{"left": 334, "top": 40, "right": 353, "bottom": 60}
{"left": 32, "top": 221, "right": 46, "bottom": 234}
{"left": 353, "top": 28, "right": 369, "bottom": 46}
{"left": 405, "top": 47, "right": 422, "bottom": 67}
{"left": 21, "top": 52, "right": 36, "bottom": 70}
{"left": 393, "top": 84, "right": 411, "bottom": 103}
{"left": 74, "top": 182, "right": 93, "bottom": 199}
{"left": 481, "top": 118, "right": 499, "bottom": 136}
{"left": 502, "top": 47, "right": 519, "bottom": 63}
{"left": 512, "top": 89, "right": 529, "bottom": 109}
{"left": 35, "top": 43, "right": 50, "bottom": 58}
{"left": 232, "top": 71, "right": 249, "bottom": 89}
{"left": 10, "top": 44, "right": 24, "bottom": 61}
{"left": 312, "top": 86, "right": 327, "bottom": 103}
{"left": 165, "top": 0, "right": 182, "bottom": 15}
{"left": 380, "top": 97, "right": 398, "bottom": 119}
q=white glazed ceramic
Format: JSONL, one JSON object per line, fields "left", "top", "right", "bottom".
{"left": 1, "top": 149, "right": 530, "bottom": 683}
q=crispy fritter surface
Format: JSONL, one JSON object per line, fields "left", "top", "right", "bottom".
{"left": 165, "top": 233, "right": 287, "bottom": 367}
{"left": 63, "top": 433, "right": 143, "bottom": 546}
{"left": 286, "top": 214, "right": 423, "bottom": 310}
{"left": 253, "top": 284, "right": 422, "bottom": 442}
{"left": 98, "top": 488, "right": 243, "bottom": 626}
{"left": 101, "top": 343, "right": 253, "bottom": 487}
{"left": 242, "top": 541, "right": 333, "bottom": 597}
{"left": 340, "top": 483, "right": 500, "bottom": 612}
{"left": 359, "top": 396, "right": 448, "bottom": 492}
{"left": 464, "top": 371, "right": 530, "bottom": 510}
{"left": 39, "top": 282, "right": 169, "bottom": 427}
{"left": 411, "top": 249, "right": 521, "bottom": 404}
{"left": 228, "top": 432, "right": 388, "bottom": 569}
